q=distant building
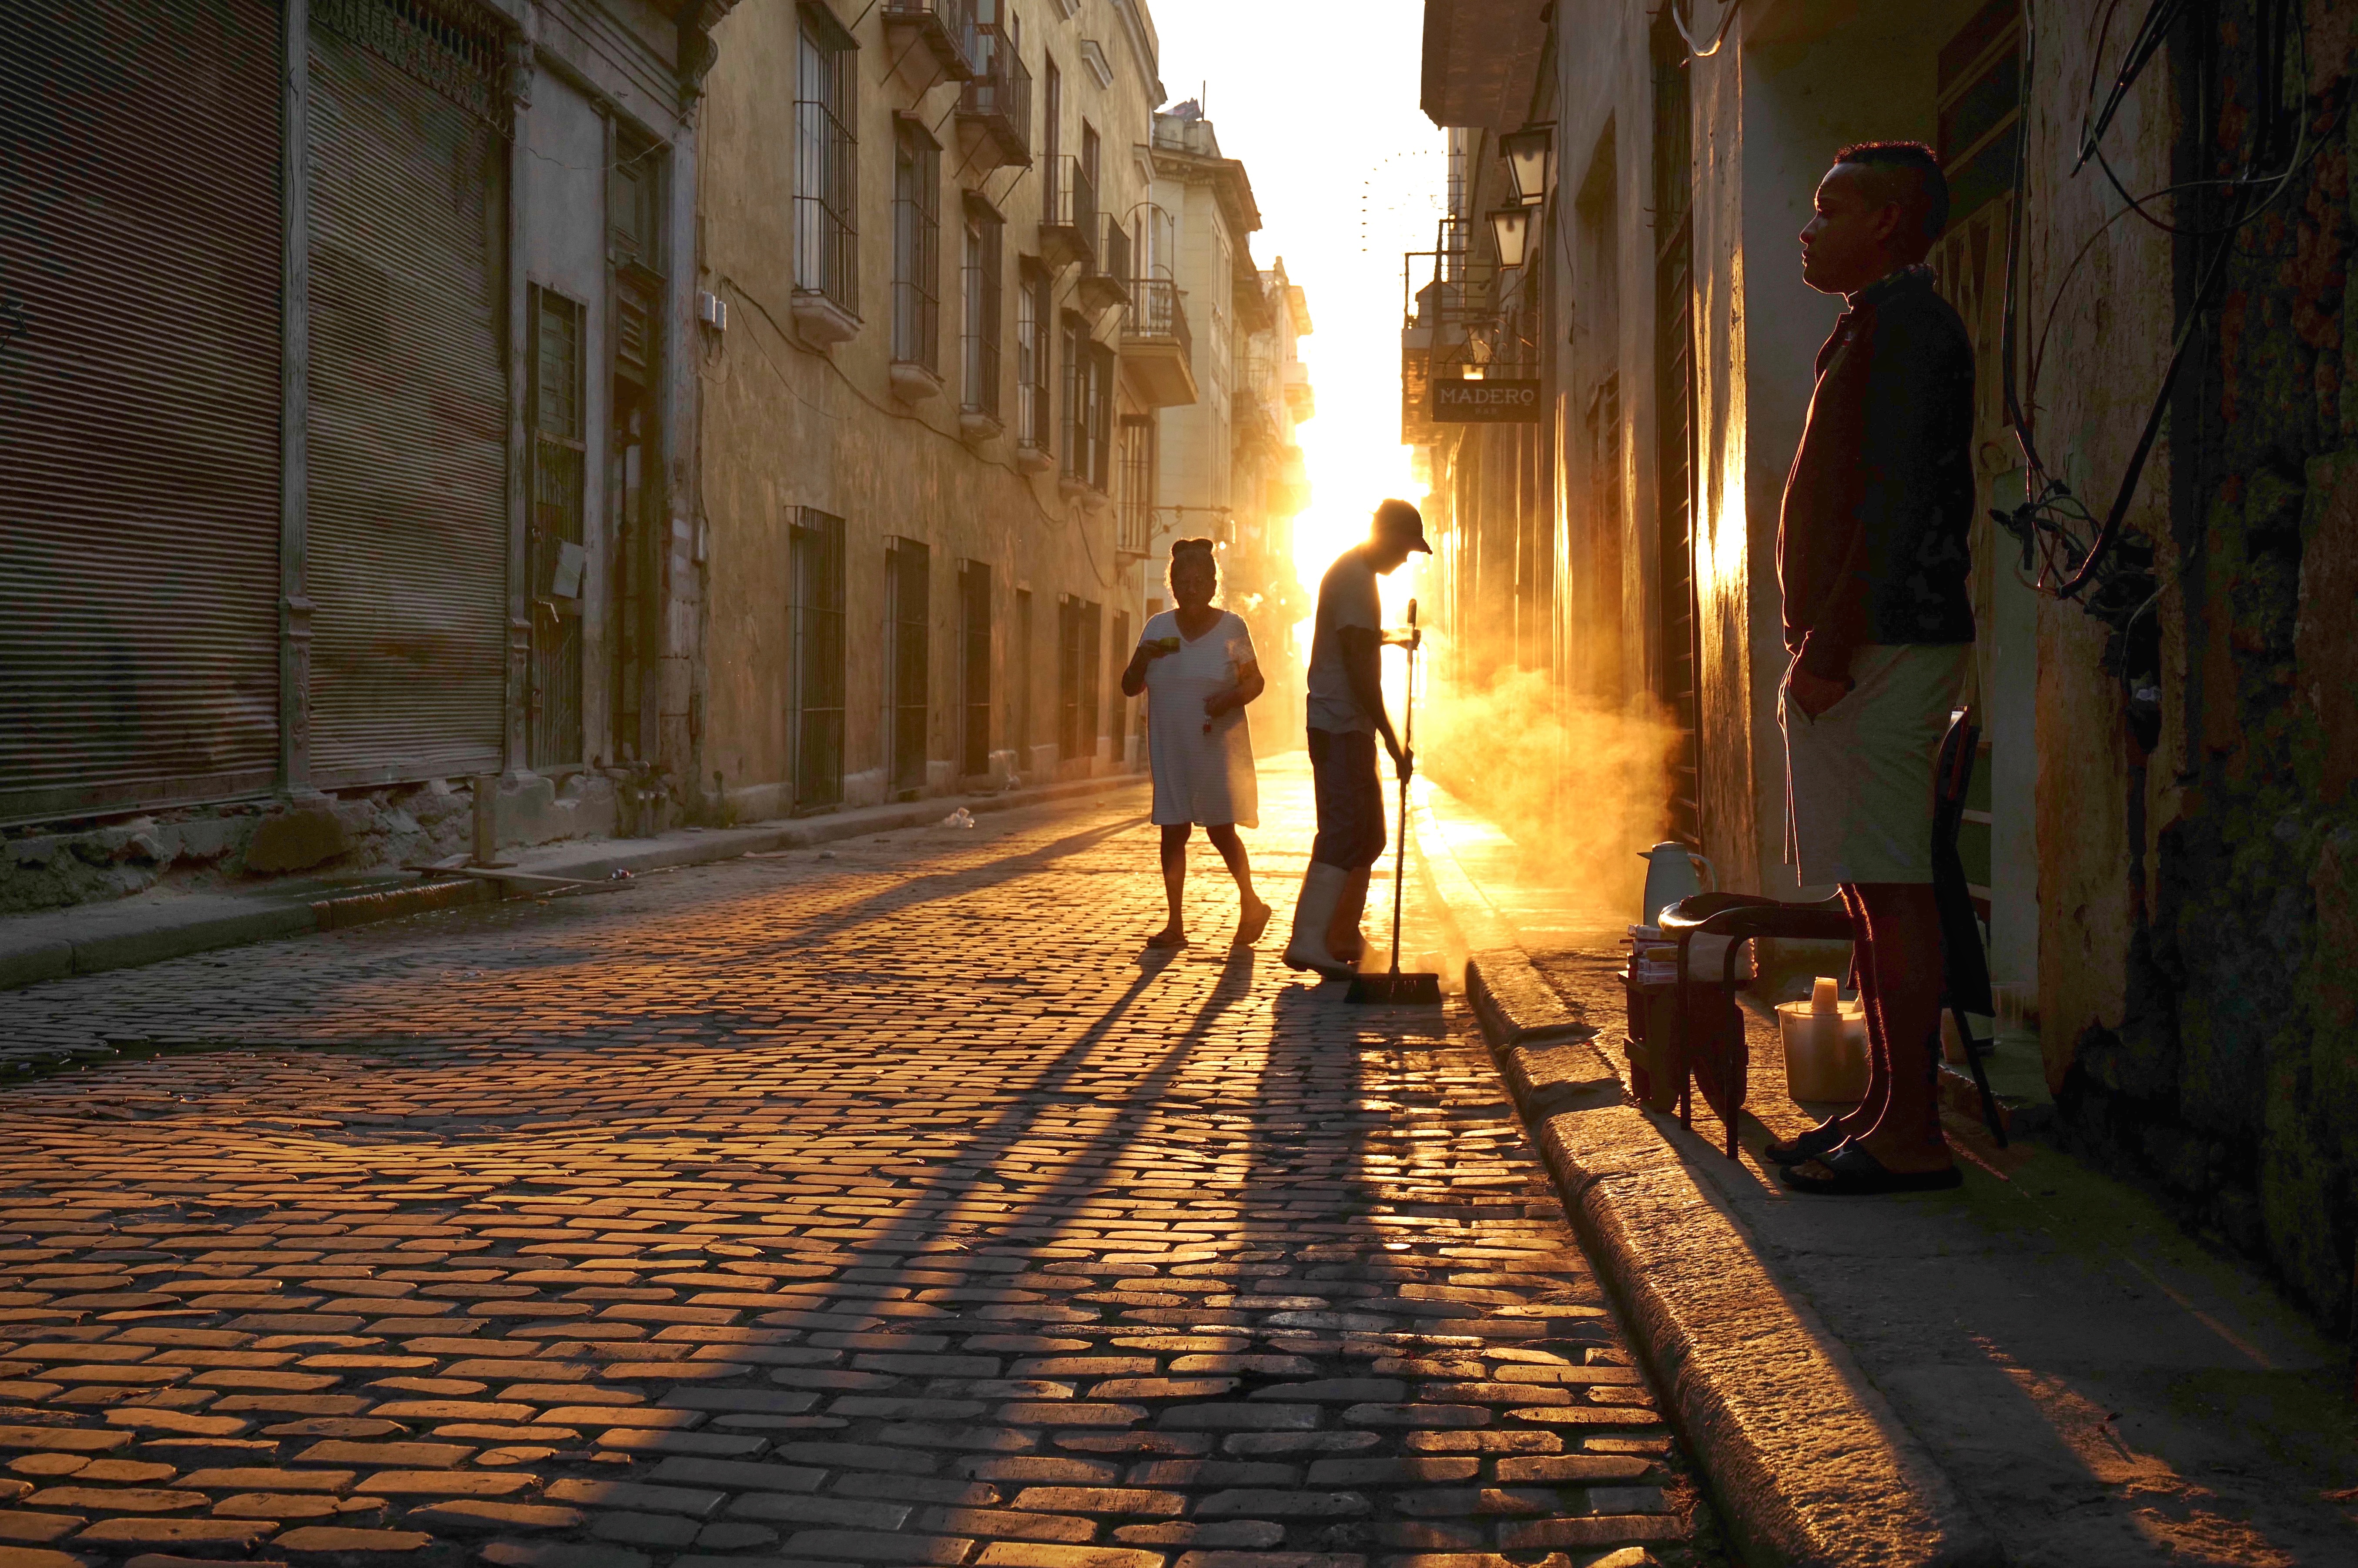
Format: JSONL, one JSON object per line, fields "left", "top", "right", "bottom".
{"left": 696, "top": 0, "right": 1176, "bottom": 811}
{"left": 1139, "top": 107, "right": 1313, "bottom": 756}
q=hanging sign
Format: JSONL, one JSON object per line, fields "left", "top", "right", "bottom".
{"left": 1432, "top": 377, "right": 1543, "bottom": 422}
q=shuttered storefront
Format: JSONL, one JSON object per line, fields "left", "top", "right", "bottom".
{"left": 305, "top": 0, "right": 509, "bottom": 787}
{"left": 0, "top": 0, "right": 283, "bottom": 821}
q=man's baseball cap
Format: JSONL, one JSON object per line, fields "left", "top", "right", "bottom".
{"left": 1373, "top": 498, "right": 1431, "bottom": 552}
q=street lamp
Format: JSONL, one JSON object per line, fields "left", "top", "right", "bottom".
{"left": 1500, "top": 124, "right": 1554, "bottom": 207}
{"left": 1488, "top": 205, "right": 1533, "bottom": 271}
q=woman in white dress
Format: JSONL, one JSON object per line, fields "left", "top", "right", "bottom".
{"left": 1119, "top": 538, "right": 1271, "bottom": 949}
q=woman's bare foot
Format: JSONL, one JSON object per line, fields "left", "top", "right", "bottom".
{"left": 1234, "top": 896, "right": 1272, "bottom": 946}
{"left": 1146, "top": 924, "right": 1188, "bottom": 949}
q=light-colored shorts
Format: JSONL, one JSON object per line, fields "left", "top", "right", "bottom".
{"left": 1782, "top": 642, "right": 1971, "bottom": 887}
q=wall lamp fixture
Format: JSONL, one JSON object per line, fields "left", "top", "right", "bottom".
{"left": 1500, "top": 124, "right": 1554, "bottom": 207}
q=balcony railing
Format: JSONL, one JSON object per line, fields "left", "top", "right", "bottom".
{"left": 883, "top": 0, "right": 979, "bottom": 79}
{"left": 1077, "top": 213, "right": 1129, "bottom": 311}
{"left": 956, "top": 23, "right": 1031, "bottom": 169}
{"left": 1125, "top": 279, "right": 1190, "bottom": 360}
{"left": 1040, "top": 156, "right": 1095, "bottom": 271}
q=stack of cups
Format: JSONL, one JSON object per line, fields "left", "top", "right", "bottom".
{"left": 1628, "top": 925, "right": 1681, "bottom": 985}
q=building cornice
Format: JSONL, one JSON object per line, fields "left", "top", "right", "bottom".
{"left": 1109, "top": 0, "right": 1163, "bottom": 105}
{"left": 1148, "top": 147, "right": 1261, "bottom": 236}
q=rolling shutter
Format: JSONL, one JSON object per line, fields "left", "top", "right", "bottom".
{"left": 305, "top": 0, "right": 508, "bottom": 787}
{"left": 0, "top": 0, "right": 283, "bottom": 822}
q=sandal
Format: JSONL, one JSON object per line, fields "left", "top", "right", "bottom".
{"left": 1765, "top": 1119, "right": 1849, "bottom": 1166}
{"left": 1779, "top": 1143, "right": 1962, "bottom": 1196}
{"left": 1235, "top": 898, "right": 1272, "bottom": 947}
{"left": 1145, "top": 928, "right": 1189, "bottom": 950}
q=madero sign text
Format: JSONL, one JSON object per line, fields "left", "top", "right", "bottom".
{"left": 1431, "top": 377, "right": 1542, "bottom": 422}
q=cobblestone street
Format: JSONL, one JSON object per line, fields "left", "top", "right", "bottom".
{"left": 0, "top": 766, "right": 1714, "bottom": 1568}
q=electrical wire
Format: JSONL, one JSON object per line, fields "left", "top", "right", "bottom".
{"left": 1668, "top": 0, "right": 1744, "bottom": 60}
{"left": 2005, "top": 0, "right": 2314, "bottom": 602}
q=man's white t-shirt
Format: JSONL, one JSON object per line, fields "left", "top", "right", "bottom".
{"left": 1306, "top": 547, "right": 1380, "bottom": 734}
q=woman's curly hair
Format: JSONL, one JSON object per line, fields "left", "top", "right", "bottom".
{"left": 1166, "top": 537, "right": 1218, "bottom": 596}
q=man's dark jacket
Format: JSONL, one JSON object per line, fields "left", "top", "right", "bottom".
{"left": 1778, "top": 265, "right": 1976, "bottom": 682}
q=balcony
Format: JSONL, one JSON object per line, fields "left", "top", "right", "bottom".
{"left": 1039, "top": 156, "right": 1095, "bottom": 272}
{"left": 1233, "top": 391, "right": 1283, "bottom": 460}
{"left": 1076, "top": 212, "right": 1129, "bottom": 313}
{"left": 884, "top": 0, "right": 979, "bottom": 80}
{"left": 955, "top": 23, "right": 1030, "bottom": 173}
{"left": 1282, "top": 358, "right": 1315, "bottom": 421}
{"left": 1120, "top": 279, "right": 1196, "bottom": 408}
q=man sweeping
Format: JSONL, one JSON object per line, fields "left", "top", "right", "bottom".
{"left": 1284, "top": 499, "right": 1427, "bottom": 979}
{"left": 1768, "top": 141, "right": 1976, "bottom": 1194}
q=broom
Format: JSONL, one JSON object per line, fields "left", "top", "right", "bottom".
{"left": 1349, "top": 598, "right": 1443, "bottom": 1006}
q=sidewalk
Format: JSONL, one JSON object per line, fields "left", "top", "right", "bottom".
{"left": 1409, "top": 777, "right": 2358, "bottom": 1568}
{"left": 0, "top": 772, "right": 1148, "bottom": 997}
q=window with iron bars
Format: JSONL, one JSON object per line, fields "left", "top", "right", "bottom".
{"left": 892, "top": 119, "right": 941, "bottom": 373}
{"left": 795, "top": 7, "right": 858, "bottom": 317}
{"left": 1060, "top": 314, "right": 1110, "bottom": 490}
{"left": 1016, "top": 264, "right": 1051, "bottom": 453}
{"left": 1116, "top": 417, "right": 1154, "bottom": 556}
{"left": 961, "top": 199, "right": 1003, "bottom": 421}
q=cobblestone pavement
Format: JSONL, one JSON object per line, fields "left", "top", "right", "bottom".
{"left": 0, "top": 764, "right": 1718, "bottom": 1568}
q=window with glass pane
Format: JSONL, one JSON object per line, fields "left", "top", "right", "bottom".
{"left": 961, "top": 201, "right": 1003, "bottom": 420}
{"left": 1017, "top": 265, "right": 1050, "bottom": 451}
{"left": 892, "top": 120, "right": 941, "bottom": 371}
{"left": 796, "top": 8, "right": 858, "bottom": 315}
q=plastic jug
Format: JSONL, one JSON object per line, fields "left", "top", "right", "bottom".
{"left": 1777, "top": 977, "right": 1869, "bottom": 1103}
{"left": 1639, "top": 842, "right": 1716, "bottom": 926}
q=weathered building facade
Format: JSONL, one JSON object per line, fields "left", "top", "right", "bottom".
{"left": 1416, "top": 0, "right": 2358, "bottom": 1328}
{"left": 696, "top": 0, "right": 1176, "bottom": 812}
{"left": 1, "top": 0, "right": 730, "bottom": 908}
{"left": 1134, "top": 107, "right": 1314, "bottom": 754}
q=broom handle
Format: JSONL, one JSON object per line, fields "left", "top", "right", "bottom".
{"left": 1389, "top": 640, "right": 1414, "bottom": 976}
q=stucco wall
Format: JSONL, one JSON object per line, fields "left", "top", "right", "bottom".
{"left": 696, "top": 0, "right": 1160, "bottom": 816}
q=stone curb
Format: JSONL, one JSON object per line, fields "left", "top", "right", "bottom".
{"left": 1408, "top": 791, "right": 2003, "bottom": 1568}
{"left": 1, "top": 772, "right": 1147, "bottom": 994}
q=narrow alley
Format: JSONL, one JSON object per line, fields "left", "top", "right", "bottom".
{"left": 0, "top": 772, "right": 1712, "bottom": 1568}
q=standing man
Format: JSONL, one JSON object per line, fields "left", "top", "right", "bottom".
{"left": 1284, "top": 499, "right": 1427, "bottom": 979}
{"left": 1770, "top": 142, "right": 1977, "bottom": 1194}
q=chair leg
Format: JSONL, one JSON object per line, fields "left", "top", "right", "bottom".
{"left": 1952, "top": 1003, "right": 2008, "bottom": 1148}
{"left": 1675, "top": 938, "right": 1693, "bottom": 1132}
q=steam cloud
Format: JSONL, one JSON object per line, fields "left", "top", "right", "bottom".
{"left": 1413, "top": 660, "right": 1681, "bottom": 921}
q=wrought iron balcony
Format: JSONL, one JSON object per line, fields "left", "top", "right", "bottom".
{"left": 1039, "top": 156, "right": 1095, "bottom": 271}
{"left": 955, "top": 23, "right": 1031, "bottom": 171}
{"left": 1120, "top": 279, "right": 1196, "bottom": 408}
{"left": 884, "top": 0, "right": 980, "bottom": 80}
{"left": 1077, "top": 212, "right": 1129, "bottom": 312}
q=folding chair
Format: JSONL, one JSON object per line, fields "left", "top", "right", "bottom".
{"left": 1657, "top": 709, "right": 2007, "bottom": 1159}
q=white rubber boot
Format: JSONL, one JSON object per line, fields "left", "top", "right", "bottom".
{"left": 1283, "top": 861, "right": 1357, "bottom": 979}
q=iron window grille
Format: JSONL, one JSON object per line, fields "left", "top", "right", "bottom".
{"left": 795, "top": 6, "right": 859, "bottom": 318}
{"left": 961, "top": 197, "right": 1004, "bottom": 421}
{"left": 1017, "top": 264, "right": 1051, "bottom": 454}
{"left": 1062, "top": 316, "right": 1112, "bottom": 490}
{"left": 1116, "top": 417, "right": 1154, "bottom": 556}
{"left": 892, "top": 118, "right": 942, "bottom": 373}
